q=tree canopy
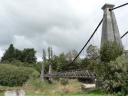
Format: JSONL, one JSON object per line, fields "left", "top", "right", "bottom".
{"left": 1, "top": 44, "right": 37, "bottom": 64}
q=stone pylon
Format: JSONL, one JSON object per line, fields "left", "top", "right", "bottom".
{"left": 41, "top": 62, "right": 45, "bottom": 81}
{"left": 101, "top": 4, "right": 123, "bottom": 48}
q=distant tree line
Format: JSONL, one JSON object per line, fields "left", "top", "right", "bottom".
{"left": 1, "top": 44, "right": 36, "bottom": 64}
{"left": 41, "top": 47, "right": 98, "bottom": 73}
{"left": 0, "top": 43, "right": 100, "bottom": 73}
{"left": 0, "top": 44, "right": 39, "bottom": 87}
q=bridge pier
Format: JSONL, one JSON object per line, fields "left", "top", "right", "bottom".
{"left": 41, "top": 62, "right": 45, "bottom": 81}
{"left": 48, "top": 64, "right": 53, "bottom": 82}
{"left": 97, "top": 3, "right": 124, "bottom": 88}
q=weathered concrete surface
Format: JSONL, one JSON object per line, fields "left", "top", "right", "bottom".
{"left": 4, "top": 90, "right": 25, "bottom": 96}
{"left": 101, "top": 4, "right": 123, "bottom": 48}
{"left": 81, "top": 83, "right": 96, "bottom": 91}
{"left": 123, "top": 50, "right": 128, "bottom": 56}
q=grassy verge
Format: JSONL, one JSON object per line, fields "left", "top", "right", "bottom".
{"left": 24, "top": 79, "right": 111, "bottom": 96}
{"left": 25, "top": 91, "right": 111, "bottom": 96}
{"left": 0, "top": 93, "right": 3, "bottom": 96}
{"left": 0, "top": 79, "right": 113, "bottom": 96}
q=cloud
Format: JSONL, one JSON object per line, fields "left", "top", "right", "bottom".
{"left": 0, "top": 0, "right": 128, "bottom": 61}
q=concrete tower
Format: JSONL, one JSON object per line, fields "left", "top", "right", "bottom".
{"left": 101, "top": 4, "right": 123, "bottom": 48}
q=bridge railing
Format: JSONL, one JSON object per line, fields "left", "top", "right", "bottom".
{"left": 44, "top": 70, "right": 96, "bottom": 79}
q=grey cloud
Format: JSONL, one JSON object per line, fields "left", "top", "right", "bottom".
{"left": 0, "top": 0, "right": 128, "bottom": 61}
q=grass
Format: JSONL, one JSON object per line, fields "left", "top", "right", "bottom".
{"left": 25, "top": 91, "right": 111, "bottom": 96}
{"left": 24, "top": 79, "right": 111, "bottom": 96}
{"left": 0, "top": 79, "right": 114, "bottom": 96}
{"left": 0, "top": 93, "right": 3, "bottom": 96}
{"left": 0, "top": 92, "right": 113, "bottom": 96}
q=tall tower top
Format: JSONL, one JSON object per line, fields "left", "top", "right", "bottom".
{"left": 102, "top": 4, "right": 115, "bottom": 10}
{"left": 101, "top": 4, "right": 123, "bottom": 48}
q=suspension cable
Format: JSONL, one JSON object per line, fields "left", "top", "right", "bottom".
{"left": 70, "top": 2, "right": 128, "bottom": 64}
{"left": 121, "top": 31, "right": 128, "bottom": 39}
{"left": 70, "top": 18, "right": 103, "bottom": 64}
{"left": 110, "top": 3, "right": 128, "bottom": 11}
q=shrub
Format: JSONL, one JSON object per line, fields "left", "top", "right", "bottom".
{"left": 102, "top": 56, "right": 128, "bottom": 95}
{"left": 26, "top": 79, "right": 50, "bottom": 90}
{"left": 99, "top": 41, "right": 128, "bottom": 95}
{"left": 100, "top": 41, "right": 123, "bottom": 63}
{"left": 60, "top": 78, "right": 69, "bottom": 86}
{"left": 18, "top": 67, "right": 39, "bottom": 79}
{"left": 0, "top": 64, "right": 39, "bottom": 87}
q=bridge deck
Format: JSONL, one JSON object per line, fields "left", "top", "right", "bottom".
{"left": 44, "top": 70, "right": 96, "bottom": 79}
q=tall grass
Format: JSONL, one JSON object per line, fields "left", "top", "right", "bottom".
{"left": 24, "top": 79, "right": 82, "bottom": 96}
{"left": 0, "top": 79, "right": 113, "bottom": 96}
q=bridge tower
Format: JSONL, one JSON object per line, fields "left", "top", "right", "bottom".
{"left": 101, "top": 4, "right": 123, "bottom": 48}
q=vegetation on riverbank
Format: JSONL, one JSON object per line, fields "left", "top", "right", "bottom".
{"left": 0, "top": 42, "right": 128, "bottom": 95}
{"left": 0, "top": 79, "right": 111, "bottom": 96}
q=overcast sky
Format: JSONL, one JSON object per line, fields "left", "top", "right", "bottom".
{"left": 0, "top": 0, "right": 128, "bottom": 61}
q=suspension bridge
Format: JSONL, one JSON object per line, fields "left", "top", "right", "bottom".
{"left": 42, "top": 3, "right": 128, "bottom": 80}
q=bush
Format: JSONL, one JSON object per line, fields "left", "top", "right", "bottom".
{"left": 60, "top": 78, "right": 69, "bottom": 86}
{"left": 26, "top": 79, "right": 50, "bottom": 90}
{"left": 18, "top": 67, "right": 39, "bottom": 79}
{"left": 102, "top": 56, "right": 128, "bottom": 95}
{"left": 99, "top": 41, "right": 128, "bottom": 95}
{"left": 2, "top": 59, "right": 41, "bottom": 74}
{"left": 100, "top": 41, "right": 123, "bottom": 63}
{"left": 0, "top": 64, "right": 39, "bottom": 87}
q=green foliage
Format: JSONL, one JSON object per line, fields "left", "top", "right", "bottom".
{"left": 80, "top": 59, "right": 95, "bottom": 72}
{"left": 102, "top": 56, "right": 128, "bottom": 95}
{"left": 97, "top": 41, "right": 128, "bottom": 95}
{"left": 56, "top": 53, "right": 68, "bottom": 71}
{"left": 55, "top": 52, "right": 79, "bottom": 72}
{"left": 41, "top": 48, "right": 80, "bottom": 73}
{"left": 1, "top": 44, "right": 16, "bottom": 62}
{"left": 60, "top": 78, "right": 69, "bottom": 86}
{"left": 66, "top": 50, "right": 78, "bottom": 61}
{"left": 21, "top": 48, "right": 37, "bottom": 63}
{"left": 78, "top": 45, "right": 99, "bottom": 72}
{"left": 19, "top": 67, "right": 40, "bottom": 79}
{"left": 34, "top": 62, "right": 42, "bottom": 73}
{"left": 43, "top": 53, "right": 68, "bottom": 72}
{"left": 100, "top": 41, "right": 123, "bottom": 62}
{"left": 1, "top": 59, "right": 40, "bottom": 74}
{"left": 1, "top": 44, "right": 37, "bottom": 64}
{"left": 80, "top": 58, "right": 90, "bottom": 70}
{"left": 86, "top": 44, "right": 99, "bottom": 60}
{"left": 26, "top": 79, "right": 51, "bottom": 90}
{"left": 0, "top": 64, "right": 39, "bottom": 87}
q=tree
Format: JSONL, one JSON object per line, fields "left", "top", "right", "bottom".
{"left": 102, "top": 56, "right": 128, "bottom": 95}
{"left": 0, "top": 64, "right": 39, "bottom": 86}
{"left": 21, "top": 48, "right": 37, "bottom": 63}
{"left": 15, "top": 49, "right": 22, "bottom": 60}
{"left": 78, "top": 45, "right": 99, "bottom": 72}
{"left": 66, "top": 49, "right": 78, "bottom": 61}
{"left": 1, "top": 44, "right": 37, "bottom": 64}
{"left": 1, "top": 44, "right": 16, "bottom": 62}
{"left": 98, "top": 41, "right": 126, "bottom": 94}
{"left": 80, "top": 58, "right": 90, "bottom": 70}
{"left": 65, "top": 50, "right": 80, "bottom": 70}
{"left": 100, "top": 41, "right": 123, "bottom": 63}
{"left": 86, "top": 44, "right": 99, "bottom": 60}
{"left": 56, "top": 53, "right": 68, "bottom": 72}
